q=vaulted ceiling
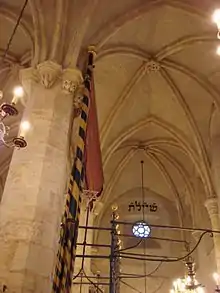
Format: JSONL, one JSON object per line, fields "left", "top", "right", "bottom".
{"left": 0, "top": 0, "right": 219, "bottom": 291}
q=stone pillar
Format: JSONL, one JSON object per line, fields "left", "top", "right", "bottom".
{"left": 0, "top": 61, "right": 83, "bottom": 293}
{"left": 205, "top": 198, "right": 220, "bottom": 273}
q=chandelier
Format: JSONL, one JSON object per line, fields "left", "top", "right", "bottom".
{"left": 0, "top": 86, "right": 29, "bottom": 148}
{"left": 170, "top": 260, "right": 204, "bottom": 293}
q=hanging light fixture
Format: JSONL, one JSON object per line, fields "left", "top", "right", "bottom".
{"left": 170, "top": 259, "right": 204, "bottom": 293}
{"left": 0, "top": 86, "right": 28, "bottom": 148}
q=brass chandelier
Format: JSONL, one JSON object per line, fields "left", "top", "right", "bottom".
{"left": 170, "top": 259, "right": 204, "bottom": 293}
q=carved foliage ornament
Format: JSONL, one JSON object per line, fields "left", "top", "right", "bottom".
{"left": 145, "top": 60, "right": 160, "bottom": 73}
{"left": 37, "top": 61, "right": 62, "bottom": 89}
{"left": 62, "top": 68, "right": 83, "bottom": 95}
{"left": 62, "top": 80, "right": 76, "bottom": 94}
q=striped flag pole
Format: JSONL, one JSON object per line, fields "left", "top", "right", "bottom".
{"left": 52, "top": 48, "right": 96, "bottom": 293}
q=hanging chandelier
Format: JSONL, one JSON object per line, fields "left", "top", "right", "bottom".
{"left": 0, "top": 86, "right": 29, "bottom": 148}
{"left": 170, "top": 259, "right": 204, "bottom": 293}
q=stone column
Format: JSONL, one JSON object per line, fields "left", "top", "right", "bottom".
{"left": 0, "top": 61, "right": 83, "bottom": 293}
{"left": 205, "top": 197, "right": 220, "bottom": 273}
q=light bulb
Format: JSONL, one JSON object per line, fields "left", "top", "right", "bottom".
{"left": 20, "top": 120, "right": 30, "bottom": 137}
{"left": 213, "top": 272, "right": 220, "bottom": 285}
{"left": 197, "top": 287, "right": 204, "bottom": 293}
{"left": 13, "top": 86, "right": 24, "bottom": 98}
{"left": 216, "top": 46, "right": 220, "bottom": 55}
{"left": 12, "top": 86, "right": 24, "bottom": 105}
{"left": 213, "top": 9, "right": 220, "bottom": 26}
{"left": 21, "top": 121, "right": 30, "bottom": 131}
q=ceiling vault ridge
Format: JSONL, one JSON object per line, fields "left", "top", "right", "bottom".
{"left": 159, "top": 67, "right": 215, "bottom": 198}
{"left": 93, "top": 0, "right": 208, "bottom": 49}
{"left": 145, "top": 151, "right": 184, "bottom": 227}
{"left": 28, "top": 0, "right": 46, "bottom": 65}
{"left": 117, "top": 139, "right": 197, "bottom": 196}
{"left": 20, "top": 50, "right": 32, "bottom": 65}
{"left": 96, "top": 144, "right": 189, "bottom": 237}
{"left": 149, "top": 147, "right": 198, "bottom": 226}
{"left": 103, "top": 115, "right": 196, "bottom": 166}
{"left": 49, "top": 0, "right": 65, "bottom": 61}
{"left": 100, "top": 62, "right": 147, "bottom": 148}
{"left": 0, "top": 49, "right": 20, "bottom": 64}
{"left": 97, "top": 33, "right": 217, "bottom": 64}
{"left": 0, "top": 5, "right": 34, "bottom": 44}
{"left": 103, "top": 142, "right": 194, "bottom": 207}
{"left": 96, "top": 45, "right": 151, "bottom": 62}
{"left": 161, "top": 59, "right": 220, "bottom": 109}
{"left": 155, "top": 33, "right": 217, "bottom": 61}
{"left": 103, "top": 115, "right": 212, "bottom": 198}
{"left": 117, "top": 137, "right": 181, "bottom": 152}
{"left": 97, "top": 45, "right": 220, "bottom": 110}
{"left": 64, "top": 0, "right": 99, "bottom": 67}
{"left": 151, "top": 146, "right": 194, "bottom": 198}
{"left": 103, "top": 148, "right": 137, "bottom": 203}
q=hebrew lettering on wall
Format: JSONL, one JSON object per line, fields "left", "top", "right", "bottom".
{"left": 128, "top": 201, "right": 158, "bottom": 212}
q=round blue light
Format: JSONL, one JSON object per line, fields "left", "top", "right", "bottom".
{"left": 132, "top": 221, "right": 151, "bottom": 238}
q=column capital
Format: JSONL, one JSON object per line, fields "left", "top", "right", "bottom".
{"left": 37, "top": 61, "right": 62, "bottom": 89}
{"left": 20, "top": 61, "right": 62, "bottom": 97}
{"left": 205, "top": 197, "right": 219, "bottom": 216}
{"left": 61, "top": 68, "right": 83, "bottom": 95}
{"left": 20, "top": 64, "right": 84, "bottom": 107}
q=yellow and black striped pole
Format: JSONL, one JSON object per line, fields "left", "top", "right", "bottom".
{"left": 52, "top": 48, "right": 96, "bottom": 293}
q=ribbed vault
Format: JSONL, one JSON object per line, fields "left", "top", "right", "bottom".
{"left": 0, "top": 0, "right": 219, "bottom": 292}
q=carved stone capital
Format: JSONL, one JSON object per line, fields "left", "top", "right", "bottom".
{"left": 62, "top": 68, "right": 83, "bottom": 95}
{"left": 37, "top": 61, "right": 62, "bottom": 89}
{"left": 205, "top": 197, "right": 219, "bottom": 216}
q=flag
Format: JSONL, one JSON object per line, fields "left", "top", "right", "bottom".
{"left": 84, "top": 59, "right": 104, "bottom": 196}
{"left": 51, "top": 50, "right": 95, "bottom": 293}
